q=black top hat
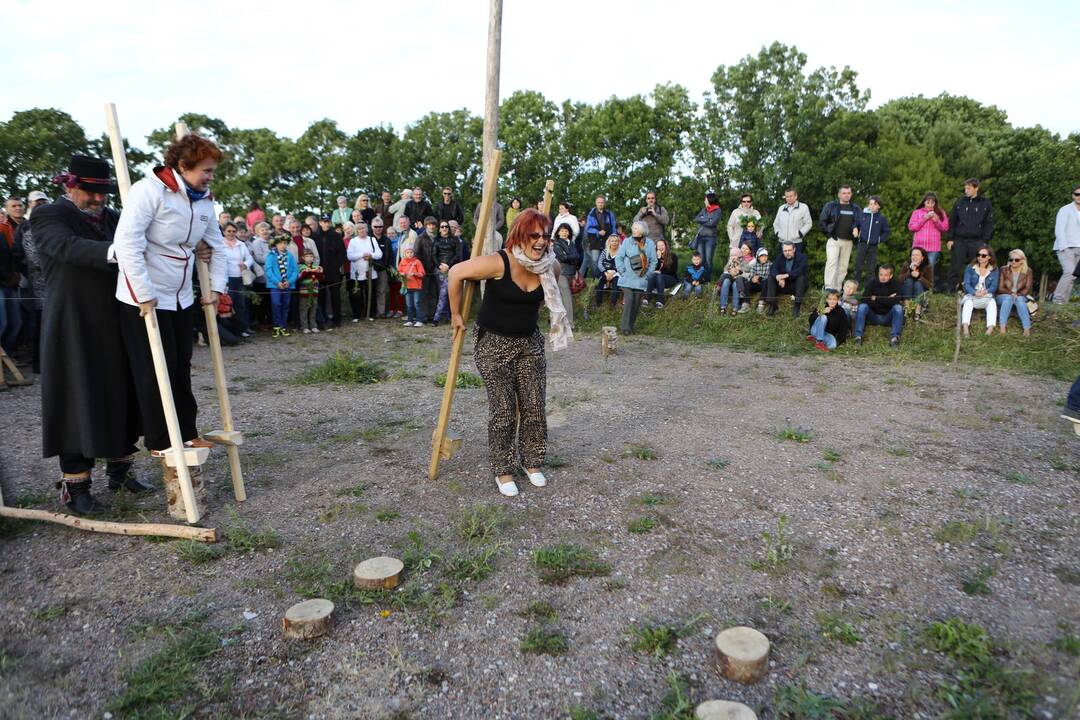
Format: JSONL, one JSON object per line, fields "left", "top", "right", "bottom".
{"left": 56, "top": 155, "right": 119, "bottom": 194}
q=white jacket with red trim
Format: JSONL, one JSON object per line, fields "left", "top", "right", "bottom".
{"left": 114, "top": 167, "right": 227, "bottom": 310}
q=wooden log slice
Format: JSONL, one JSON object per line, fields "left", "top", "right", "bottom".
{"left": 696, "top": 699, "right": 757, "bottom": 720}
{"left": 353, "top": 556, "right": 404, "bottom": 590}
{"left": 714, "top": 626, "right": 770, "bottom": 684}
{"left": 282, "top": 598, "right": 334, "bottom": 640}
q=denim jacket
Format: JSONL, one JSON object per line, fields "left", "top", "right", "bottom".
{"left": 963, "top": 265, "right": 999, "bottom": 296}
{"left": 614, "top": 236, "right": 657, "bottom": 291}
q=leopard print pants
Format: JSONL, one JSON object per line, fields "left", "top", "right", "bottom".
{"left": 473, "top": 327, "right": 547, "bottom": 477}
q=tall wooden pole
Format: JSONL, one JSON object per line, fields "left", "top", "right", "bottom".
{"left": 481, "top": 0, "right": 502, "bottom": 255}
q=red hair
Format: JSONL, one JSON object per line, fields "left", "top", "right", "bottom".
{"left": 504, "top": 208, "right": 551, "bottom": 252}
{"left": 164, "top": 133, "right": 223, "bottom": 170}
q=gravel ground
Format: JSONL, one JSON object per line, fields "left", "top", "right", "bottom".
{"left": 1, "top": 320, "right": 1078, "bottom": 720}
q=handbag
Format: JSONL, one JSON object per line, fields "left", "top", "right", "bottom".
{"left": 570, "top": 273, "right": 585, "bottom": 294}
{"left": 241, "top": 268, "right": 255, "bottom": 286}
{"left": 1025, "top": 295, "right": 1038, "bottom": 316}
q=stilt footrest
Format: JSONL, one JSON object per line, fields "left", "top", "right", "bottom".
{"left": 1063, "top": 414, "right": 1080, "bottom": 437}
{"left": 160, "top": 446, "right": 211, "bottom": 468}
{"left": 204, "top": 430, "right": 243, "bottom": 447}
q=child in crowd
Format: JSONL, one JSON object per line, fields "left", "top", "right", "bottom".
{"left": 682, "top": 251, "right": 707, "bottom": 297}
{"left": 746, "top": 247, "right": 771, "bottom": 313}
{"left": 297, "top": 250, "right": 324, "bottom": 334}
{"left": 740, "top": 219, "right": 761, "bottom": 256}
{"left": 264, "top": 234, "right": 298, "bottom": 337}
{"left": 718, "top": 248, "right": 743, "bottom": 314}
{"left": 806, "top": 288, "right": 850, "bottom": 352}
{"left": 735, "top": 242, "right": 755, "bottom": 312}
{"left": 397, "top": 245, "right": 426, "bottom": 327}
{"left": 841, "top": 279, "right": 860, "bottom": 320}
{"left": 593, "top": 235, "right": 621, "bottom": 307}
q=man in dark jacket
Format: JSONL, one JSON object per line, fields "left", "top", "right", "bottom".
{"left": 414, "top": 216, "right": 438, "bottom": 324}
{"left": 584, "top": 195, "right": 617, "bottom": 278}
{"left": 764, "top": 241, "right": 808, "bottom": 316}
{"left": 370, "top": 217, "right": 393, "bottom": 318}
{"left": 948, "top": 179, "right": 994, "bottom": 291}
{"left": 404, "top": 187, "right": 434, "bottom": 230}
{"left": 854, "top": 263, "right": 904, "bottom": 347}
{"left": 316, "top": 215, "right": 346, "bottom": 327}
{"left": 435, "top": 187, "right": 465, "bottom": 225}
{"left": 819, "top": 185, "right": 862, "bottom": 291}
{"left": 432, "top": 219, "right": 462, "bottom": 323}
{"left": 30, "top": 156, "right": 149, "bottom": 514}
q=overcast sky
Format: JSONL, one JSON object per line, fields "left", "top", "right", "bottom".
{"left": 2, "top": 0, "right": 1075, "bottom": 148}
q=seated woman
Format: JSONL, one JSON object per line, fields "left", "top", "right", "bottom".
{"left": 996, "top": 249, "right": 1033, "bottom": 336}
{"left": 961, "top": 245, "right": 999, "bottom": 336}
{"left": 806, "top": 288, "right": 850, "bottom": 352}
{"left": 644, "top": 239, "right": 678, "bottom": 307}
{"left": 898, "top": 246, "right": 933, "bottom": 322}
{"left": 593, "top": 235, "right": 621, "bottom": 307}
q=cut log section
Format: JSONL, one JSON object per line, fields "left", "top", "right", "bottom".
{"left": 282, "top": 598, "right": 334, "bottom": 640}
{"left": 353, "top": 556, "right": 404, "bottom": 590}
{"left": 601, "top": 326, "right": 618, "bottom": 356}
{"left": 714, "top": 626, "right": 770, "bottom": 684}
{"left": 696, "top": 700, "right": 758, "bottom": 720}
{"left": 162, "top": 462, "right": 207, "bottom": 522}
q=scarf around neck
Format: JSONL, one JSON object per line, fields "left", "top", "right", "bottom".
{"left": 510, "top": 246, "right": 573, "bottom": 352}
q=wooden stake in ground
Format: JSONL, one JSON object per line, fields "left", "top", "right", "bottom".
{"left": 428, "top": 151, "right": 503, "bottom": 481}
{"left": 173, "top": 121, "right": 247, "bottom": 504}
{"left": 601, "top": 326, "right": 618, "bottom": 356}
{"left": 353, "top": 556, "right": 404, "bottom": 590}
{"left": 714, "top": 626, "right": 770, "bottom": 684}
{"left": 282, "top": 598, "right": 334, "bottom": 640}
{"left": 952, "top": 293, "right": 963, "bottom": 363}
{"left": 695, "top": 699, "right": 758, "bottom": 720}
{"left": 0, "top": 346, "right": 33, "bottom": 387}
{"left": 105, "top": 103, "right": 201, "bottom": 524}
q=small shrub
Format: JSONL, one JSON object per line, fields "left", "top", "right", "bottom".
{"left": 434, "top": 371, "right": 484, "bottom": 388}
{"left": 628, "top": 516, "right": 658, "bottom": 534}
{"left": 297, "top": 352, "right": 386, "bottom": 385}
{"left": 749, "top": 515, "right": 794, "bottom": 571}
{"left": 534, "top": 543, "right": 610, "bottom": 584}
{"left": 817, "top": 612, "right": 862, "bottom": 645}
{"left": 520, "top": 627, "right": 568, "bottom": 655}
{"left": 625, "top": 444, "right": 658, "bottom": 460}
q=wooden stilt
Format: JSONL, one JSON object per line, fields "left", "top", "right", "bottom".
{"left": 0, "top": 346, "right": 33, "bottom": 386}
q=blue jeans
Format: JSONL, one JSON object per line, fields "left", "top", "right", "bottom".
{"left": 0, "top": 285, "right": 22, "bottom": 352}
{"left": 719, "top": 275, "right": 740, "bottom": 309}
{"left": 926, "top": 251, "right": 940, "bottom": 268}
{"left": 695, "top": 235, "right": 718, "bottom": 279}
{"left": 997, "top": 294, "right": 1031, "bottom": 329}
{"left": 646, "top": 273, "right": 677, "bottom": 301}
{"left": 405, "top": 289, "right": 421, "bottom": 322}
{"left": 682, "top": 280, "right": 703, "bottom": 297}
{"left": 582, "top": 249, "right": 601, "bottom": 279}
{"left": 1067, "top": 375, "right": 1080, "bottom": 414}
{"left": 855, "top": 303, "right": 904, "bottom": 338}
{"left": 270, "top": 287, "right": 291, "bottom": 329}
{"left": 810, "top": 315, "right": 837, "bottom": 349}
{"left": 434, "top": 272, "right": 450, "bottom": 321}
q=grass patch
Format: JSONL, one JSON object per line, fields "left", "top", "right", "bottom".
{"left": 434, "top": 371, "right": 484, "bottom": 388}
{"left": 625, "top": 443, "right": 659, "bottom": 460}
{"left": 934, "top": 520, "right": 979, "bottom": 545}
{"left": 817, "top": 611, "right": 862, "bottom": 645}
{"left": 544, "top": 455, "right": 569, "bottom": 469}
{"left": 628, "top": 615, "right": 705, "bottom": 659}
{"left": 628, "top": 516, "right": 659, "bottom": 534}
{"left": 374, "top": 508, "right": 399, "bottom": 522}
{"left": 774, "top": 684, "right": 845, "bottom": 719}
{"left": 335, "top": 482, "right": 365, "bottom": 498}
{"left": 706, "top": 457, "right": 728, "bottom": 470}
{"left": 296, "top": 351, "right": 386, "bottom": 385}
{"left": 519, "top": 627, "right": 569, "bottom": 655}
{"left": 822, "top": 448, "right": 842, "bottom": 463}
{"left": 446, "top": 545, "right": 501, "bottom": 584}
{"left": 636, "top": 492, "right": 670, "bottom": 507}
{"left": 518, "top": 601, "right": 559, "bottom": 623}
{"left": 776, "top": 424, "right": 813, "bottom": 443}
{"left": 455, "top": 503, "right": 504, "bottom": 543}
{"left": 1051, "top": 624, "right": 1080, "bottom": 656}
{"left": 401, "top": 530, "right": 441, "bottom": 574}
{"left": 1003, "top": 470, "right": 1033, "bottom": 485}
{"left": 961, "top": 564, "right": 995, "bottom": 596}
{"left": 534, "top": 543, "right": 611, "bottom": 585}
{"left": 174, "top": 540, "right": 227, "bottom": 564}
{"left": 749, "top": 515, "right": 794, "bottom": 571}
{"left": 568, "top": 708, "right": 600, "bottom": 720}
{"left": 886, "top": 446, "right": 911, "bottom": 457}
{"left": 223, "top": 514, "right": 281, "bottom": 553}
{"left": 926, "top": 618, "right": 992, "bottom": 663}
{"left": 649, "top": 671, "right": 696, "bottom": 720}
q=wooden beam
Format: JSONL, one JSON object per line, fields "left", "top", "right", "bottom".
{"left": 481, "top": 0, "right": 503, "bottom": 255}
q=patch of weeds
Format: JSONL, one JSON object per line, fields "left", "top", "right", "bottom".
{"left": 446, "top": 545, "right": 501, "bottom": 584}
{"left": 1050, "top": 623, "right": 1080, "bottom": 656}
{"left": 636, "top": 492, "right": 670, "bottom": 507}
{"left": 749, "top": 515, "right": 794, "bottom": 571}
{"left": 706, "top": 457, "right": 728, "bottom": 470}
{"left": 774, "top": 684, "right": 847, "bottom": 719}
{"left": 1003, "top": 470, "right": 1033, "bottom": 485}
{"left": 628, "top": 516, "right": 659, "bottom": 534}
{"left": 567, "top": 708, "right": 600, "bottom": 720}
{"left": 223, "top": 514, "right": 281, "bottom": 553}
{"left": 934, "top": 520, "right": 979, "bottom": 545}
{"left": 336, "top": 482, "right": 365, "bottom": 498}
{"left": 886, "top": 446, "right": 911, "bottom": 457}
{"left": 518, "top": 601, "right": 558, "bottom": 624}
{"left": 375, "top": 508, "right": 400, "bottom": 522}
{"left": 1052, "top": 565, "right": 1080, "bottom": 585}
{"left": 776, "top": 424, "right": 813, "bottom": 443}
{"left": 295, "top": 351, "right": 386, "bottom": 385}
{"left": 32, "top": 602, "right": 74, "bottom": 622}
{"left": 602, "top": 578, "right": 629, "bottom": 592}
{"left": 519, "top": 627, "right": 568, "bottom": 655}
{"left": 1048, "top": 455, "right": 1067, "bottom": 471}
{"left": 455, "top": 503, "right": 504, "bottom": 543}
{"left": 544, "top": 455, "right": 569, "bottom": 469}
{"left": 107, "top": 622, "right": 221, "bottom": 719}
{"left": 0, "top": 648, "right": 17, "bottom": 674}
{"left": 961, "top": 564, "right": 995, "bottom": 596}
{"left": 821, "top": 448, "right": 842, "bottom": 463}
{"left": 13, "top": 491, "right": 49, "bottom": 507}
{"left": 433, "top": 371, "right": 484, "bottom": 388}
{"left": 817, "top": 611, "right": 862, "bottom": 645}
{"left": 629, "top": 614, "right": 706, "bottom": 659}
{"left": 174, "top": 539, "right": 226, "bottom": 564}
{"left": 649, "top": 671, "right": 695, "bottom": 720}
{"left": 285, "top": 557, "right": 359, "bottom": 607}
{"left": 625, "top": 443, "right": 658, "bottom": 460}
{"left": 534, "top": 543, "right": 610, "bottom": 584}
{"left": 926, "top": 618, "right": 992, "bottom": 663}
{"left": 401, "top": 531, "right": 441, "bottom": 574}
{"left": 0, "top": 516, "right": 32, "bottom": 539}
{"left": 760, "top": 596, "right": 793, "bottom": 614}
{"left": 600, "top": 453, "right": 615, "bottom": 464}
{"left": 953, "top": 487, "right": 980, "bottom": 500}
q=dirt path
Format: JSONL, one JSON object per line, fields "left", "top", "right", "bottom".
{"left": 1, "top": 322, "right": 1077, "bottom": 719}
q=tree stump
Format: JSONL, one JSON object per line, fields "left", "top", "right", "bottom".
{"left": 696, "top": 700, "right": 758, "bottom": 720}
{"left": 162, "top": 461, "right": 206, "bottom": 522}
{"left": 353, "top": 556, "right": 404, "bottom": 590}
{"left": 601, "top": 326, "right": 617, "bottom": 356}
{"left": 282, "top": 598, "right": 334, "bottom": 640}
{"left": 714, "top": 626, "right": 770, "bottom": 684}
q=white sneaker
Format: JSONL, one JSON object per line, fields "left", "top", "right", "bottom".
{"left": 302, "top": 328, "right": 311, "bottom": 334}
{"left": 312, "top": 328, "right": 320, "bottom": 333}
{"left": 524, "top": 470, "right": 547, "bottom": 487}
{"left": 240, "top": 331, "right": 251, "bottom": 338}
{"left": 403, "top": 321, "right": 413, "bottom": 327}
{"left": 413, "top": 322, "right": 424, "bottom": 327}
{"left": 655, "top": 301, "right": 664, "bottom": 309}
{"left": 496, "top": 477, "right": 519, "bottom": 497}
{"left": 352, "top": 318, "right": 359, "bottom": 323}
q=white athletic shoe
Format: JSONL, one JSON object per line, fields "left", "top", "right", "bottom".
{"left": 302, "top": 328, "right": 311, "bottom": 334}
{"left": 312, "top": 328, "right": 320, "bottom": 333}
{"left": 403, "top": 321, "right": 414, "bottom": 327}
{"left": 524, "top": 470, "right": 547, "bottom": 487}
{"left": 496, "top": 477, "right": 519, "bottom": 497}
{"left": 413, "top": 322, "right": 424, "bottom": 327}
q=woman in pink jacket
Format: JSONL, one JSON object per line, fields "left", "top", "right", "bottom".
{"left": 907, "top": 192, "right": 950, "bottom": 272}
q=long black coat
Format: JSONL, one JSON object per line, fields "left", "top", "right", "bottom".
{"left": 31, "top": 198, "right": 140, "bottom": 459}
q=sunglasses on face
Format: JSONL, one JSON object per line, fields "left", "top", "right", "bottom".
{"left": 440, "top": 225, "right": 449, "bottom": 229}
{"left": 1009, "top": 258, "right": 1022, "bottom": 263}
{"left": 527, "top": 232, "right": 545, "bottom": 241}
{"left": 1074, "top": 192, "right": 1080, "bottom": 197}
{"left": 977, "top": 253, "right": 990, "bottom": 258}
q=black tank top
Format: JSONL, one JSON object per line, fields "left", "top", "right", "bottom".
{"left": 476, "top": 250, "right": 544, "bottom": 337}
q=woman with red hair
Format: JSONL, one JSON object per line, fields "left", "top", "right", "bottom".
{"left": 113, "top": 133, "right": 227, "bottom": 472}
{"left": 448, "top": 208, "right": 573, "bottom": 497}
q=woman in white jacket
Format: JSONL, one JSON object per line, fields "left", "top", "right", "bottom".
{"left": 346, "top": 221, "right": 382, "bottom": 321}
{"left": 113, "top": 133, "right": 227, "bottom": 459}
{"left": 222, "top": 222, "right": 254, "bottom": 335}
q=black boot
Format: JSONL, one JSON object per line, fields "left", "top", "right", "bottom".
{"left": 58, "top": 477, "right": 106, "bottom": 516}
{"left": 106, "top": 460, "right": 154, "bottom": 493}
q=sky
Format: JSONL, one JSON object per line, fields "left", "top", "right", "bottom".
{"left": 2, "top": 0, "right": 1077, "bottom": 147}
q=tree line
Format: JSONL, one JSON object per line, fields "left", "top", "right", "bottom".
{"left": 2, "top": 42, "right": 1077, "bottom": 276}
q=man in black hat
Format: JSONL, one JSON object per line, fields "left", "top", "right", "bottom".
{"left": 29, "top": 155, "right": 150, "bottom": 514}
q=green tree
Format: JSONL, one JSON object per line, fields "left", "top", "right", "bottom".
{"left": 396, "top": 109, "right": 483, "bottom": 218}
{"left": 0, "top": 108, "right": 93, "bottom": 198}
